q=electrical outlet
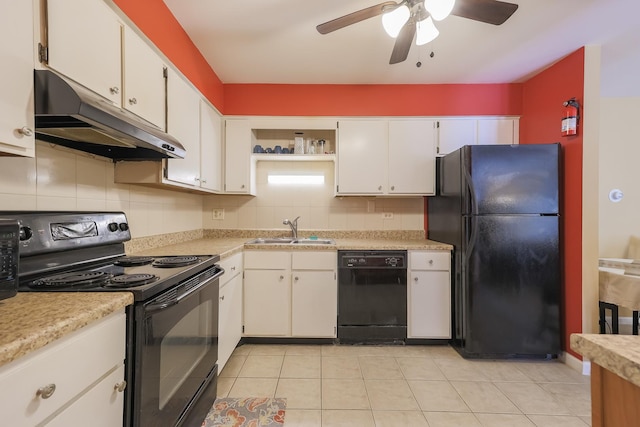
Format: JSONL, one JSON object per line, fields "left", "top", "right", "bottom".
{"left": 382, "top": 212, "right": 394, "bottom": 220}
{"left": 212, "top": 208, "right": 225, "bottom": 220}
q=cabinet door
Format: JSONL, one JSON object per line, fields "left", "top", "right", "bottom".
{"left": 123, "top": 26, "right": 166, "bottom": 129}
{"left": 200, "top": 101, "right": 223, "bottom": 192}
{"left": 0, "top": 0, "right": 35, "bottom": 156}
{"left": 477, "top": 118, "right": 518, "bottom": 145}
{"left": 292, "top": 271, "right": 337, "bottom": 337}
{"left": 388, "top": 120, "right": 436, "bottom": 195}
{"left": 218, "top": 273, "right": 242, "bottom": 370}
{"left": 409, "top": 270, "right": 451, "bottom": 338}
{"left": 46, "top": 364, "right": 125, "bottom": 427}
{"left": 437, "top": 119, "right": 476, "bottom": 155}
{"left": 224, "top": 119, "right": 253, "bottom": 193}
{"left": 47, "top": 0, "right": 122, "bottom": 105}
{"left": 166, "top": 69, "right": 201, "bottom": 186}
{"left": 243, "top": 270, "right": 291, "bottom": 336}
{"left": 337, "top": 120, "right": 387, "bottom": 194}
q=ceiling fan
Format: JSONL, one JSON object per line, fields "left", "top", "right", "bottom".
{"left": 316, "top": 0, "right": 519, "bottom": 64}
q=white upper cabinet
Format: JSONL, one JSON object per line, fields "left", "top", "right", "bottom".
{"left": 337, "top": 119, "right": 436, "bottom": 196}
{"left": 122, "top": 26, "right": 166, "bottom": 129}
{"left": 477, "top": 118, "right": 519, "bottom": 146}
{"left": 0, "top": 1, "right": 35, "bottom": 157}
{"left": 166, "top": 68, "right": 201, "bottom": 186}
{"left": 388, "top": 120, "right": 436, "bottom": 195}
{"left": 224, "top": 119, "right": 255, "bottom": 194}
{"left": 336, "top": 120, "right": 388, "bottom": 194}
{"left": 437, "top": 119, "right": 477, "bottom": 156}
{"left": 437, "top": 118, "right": 520, "bottom": 155}
{"left": 200, "top": 100, "right": 223, "bottom": 192}
{"left": 47, "top": 0, "right": 122, "bottom": 105}
{"left": 46, "top": 0, "right": 167, "bottom": 129}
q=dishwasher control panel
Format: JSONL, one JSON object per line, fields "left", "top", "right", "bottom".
{"left": 339, "top": 251, "right": 406, "bottom": 268}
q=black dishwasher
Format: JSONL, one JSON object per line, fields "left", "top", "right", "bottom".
{"left": 337, "top": 250, "right": 407, "bottom": 343}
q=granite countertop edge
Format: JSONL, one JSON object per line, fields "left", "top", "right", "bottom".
{"left": 570, "top": 333, "right": 640, "bottom": 387}
{"left": 0, "top": 293, "right": 134, "bottom": 368}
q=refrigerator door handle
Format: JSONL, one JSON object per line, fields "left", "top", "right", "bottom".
{"left": 462, "top": 156, "right": 477, "bottom": 215}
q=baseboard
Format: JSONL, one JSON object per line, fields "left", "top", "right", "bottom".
{"left": 561, "top": 350, "right": 591, "bottom": 376}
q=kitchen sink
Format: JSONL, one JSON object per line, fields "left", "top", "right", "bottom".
{"left": 246, "top": 237, "right": 335, "bottom": 245}
{"left": 246, "top": 237, "right": 296, "bottom": 244}
{"left": 293, "top": 238, "right": 335, "bottom": 245}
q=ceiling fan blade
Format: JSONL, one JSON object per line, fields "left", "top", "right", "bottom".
{"left": 317, "top": 1, "right": 399, "bottom": 34}
{"left": 389, "top": 19, "right": 416, "bottom": 64}
{"left": 450, "top": 0, "right": 518, "bottom": 25}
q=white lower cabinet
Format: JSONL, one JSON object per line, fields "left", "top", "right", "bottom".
{"left": 243, "top": 250, "right": 337, "bottom": 338}
{"left": 408, "top": 251, "right": 452, "bottom": 339}
{"left": 291, "top": 252, "right": 337, "bottom": 338}
{"left": 218, "top": 253, "right": 244, "bottom": 370}
{"left": 243, "top": 251, "right": 291, "bottom": 336}
{"left": 0, "top": 311, "right": 126, "bottom": 426}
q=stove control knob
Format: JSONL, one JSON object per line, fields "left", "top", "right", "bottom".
{"left": 108, "top": 222, "right": 119, "bottom": 232}
{"left": 119, "top": 222, "right": 129, "bottom": 232}
{"left": 19, "top": 226, "right": 32, "bottom": 241}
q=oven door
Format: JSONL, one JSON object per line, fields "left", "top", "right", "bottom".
{"left": 131, "top": 268, "right": 221, "bottom": 427}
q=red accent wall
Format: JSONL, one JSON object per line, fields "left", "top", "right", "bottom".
{"left": 224, "top": 84, "right": 523, "bottom": 116}
{"left": 521, "top": 48, "right": 584, "bottom": 359}
{"left": 113, "top": 0, "right": 225, "bottom": 110}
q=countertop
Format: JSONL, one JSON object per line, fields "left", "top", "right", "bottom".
{"left": 0, "top": 293, "right": 133, "bottom": 368}
{"left": 571, "top": 333, "right": 640, "bottom": 387}
{"left": 131, "top": 237, "right": 453, "bottom": 258}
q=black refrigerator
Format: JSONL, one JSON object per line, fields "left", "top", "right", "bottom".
{"left": 428, "top": 144, "right": 561, "bottom": 358}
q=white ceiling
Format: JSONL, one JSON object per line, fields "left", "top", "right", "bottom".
{"left": 163, "top": 0, "right": 640, "bottom": 97}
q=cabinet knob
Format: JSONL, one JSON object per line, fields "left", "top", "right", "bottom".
{"left": 195, "top": 177, "right": 200, "bottom": 182}
{"left": 114, "top": 380, "right": 127, "bottom": 393}
{"left": 220, "top": 295, "right": 225, "bottom": 301}
{"left": 279, "top": 275, "right": 284, "bottom": 280}
{"left": 18, "top": 126, "right": 33, "bottom": 137}
{"left": 231, "top": 266, "right": 236, "bottom": 271}
{"left": 414, "top": 277, "right": 418, "bottom": 282}
{"left": 241, "top": 184, "right": 246, "bottom": 189}
{"left": 378, "top": 185, "right": 383, "bottom": 191}
{"left": 391, "top": 186, "right": 395, "bottom": 191}
{"left": 109, "top": 86, "right": 120, "bottom": 95}
{"left": 201, "top": 179, "right": 207, "bottom": 184}
{"left": 294, "top": 276, "right": 299, "bottom": 281}
{"left": 128, "top": 97, "right": 137, "bottom": 105}
{"left": 36, "top": 383, "right": 56, "bottom": 399}
{"left": 429, "top": 259, "right": 434, "bottom": 265}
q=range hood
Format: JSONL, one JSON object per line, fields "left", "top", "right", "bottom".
{"left": 34, "top": 70, "right": 186, "bottom": 160}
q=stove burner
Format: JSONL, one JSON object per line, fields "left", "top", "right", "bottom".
{"left": 106, "top": 273, "right": 159, "bottom": 288}
{"left": 152, "top": 256, "right": 199, "bottom": 268}
{"left": 114, "top": 256, "right": 155, "bottom": 267}
{"left": 30, "top": 271, "right": 112, "bottom": 289}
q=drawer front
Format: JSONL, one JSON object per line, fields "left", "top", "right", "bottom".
{"left": 218, "top": 252, "right": 243, "bottom": 285}
{"left": 292, "top": 251, "right": 337, "bottom": 270}
{"left": 0, "top": 311, "right": 126, "bottom": 426}
{"left": 409, "top": 251, "right": 451, "bottom": 271}
{"left": 244, "top": 250, "right": 291, "bottom": 269}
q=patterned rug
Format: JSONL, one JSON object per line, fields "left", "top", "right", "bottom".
{"left": 202, "top": 397, "right": 286, "bottom": 427}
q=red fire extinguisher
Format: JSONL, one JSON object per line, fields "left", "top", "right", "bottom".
{"left": 561, "top": 98, "right": 580, "bottom": 137}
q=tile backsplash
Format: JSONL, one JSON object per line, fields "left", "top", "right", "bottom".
{"left": 0, "top": 143, "right": 424, "bottom": 239}
{"left": 0, "top": 142, "right": 204, "bottom": 238}
{"left": 203, "top": 160, "right": 425, "bottom": 231}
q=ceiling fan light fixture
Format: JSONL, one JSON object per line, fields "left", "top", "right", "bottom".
{"left": 382, "top": 4, "right": 410, "bottom": 37}
{"left": 424, "top": 0, "right": 456, "bottom": 21}
{"left": 416, "top": 16, "right": 439, "bottom": 45}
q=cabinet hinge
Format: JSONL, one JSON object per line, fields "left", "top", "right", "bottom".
{"left": 436, "top": 121, "right": 440, "bottom": 128}
{"left": 38, "top": 43, "right": 48, "bottom": 64}
{"left": 336, "top": 185, "right": 339, "bottom": 193}
{"left": 334, "top": 272, "right": 336, "bottom": 280}
{"left": 242, "top": 325, "right": 245, "bottom": 333}
{"left": 162, "top": 166, "right": 168, "bottom": 179}
{"left": 163, "top": 67, "right": 168, "bottom": 78}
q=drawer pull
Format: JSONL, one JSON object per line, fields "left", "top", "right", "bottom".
{"left": 36, "top": 383, "right": 56, "bottom": 399}
{"left": 114, "top": 380, "right": 127, "bottom": 393}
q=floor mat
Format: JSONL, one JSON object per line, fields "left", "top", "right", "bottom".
{"left": 202, "top": 397, "right": 286, "bottom": 426}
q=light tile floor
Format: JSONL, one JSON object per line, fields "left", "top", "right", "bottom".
{"left": 217, "top": 344, "right": 592, "bottom": 427}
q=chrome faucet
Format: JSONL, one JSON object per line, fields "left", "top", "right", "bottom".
{"left": 283, "top": 216, "right": 300, "bottom": 239}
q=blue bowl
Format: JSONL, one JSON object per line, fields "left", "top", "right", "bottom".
{"left": 253, "top": 145, "right": 264, "bottom": 153}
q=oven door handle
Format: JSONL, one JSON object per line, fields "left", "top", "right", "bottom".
{"left": 145, "top": 267, "right": 225, "bottom": 313}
